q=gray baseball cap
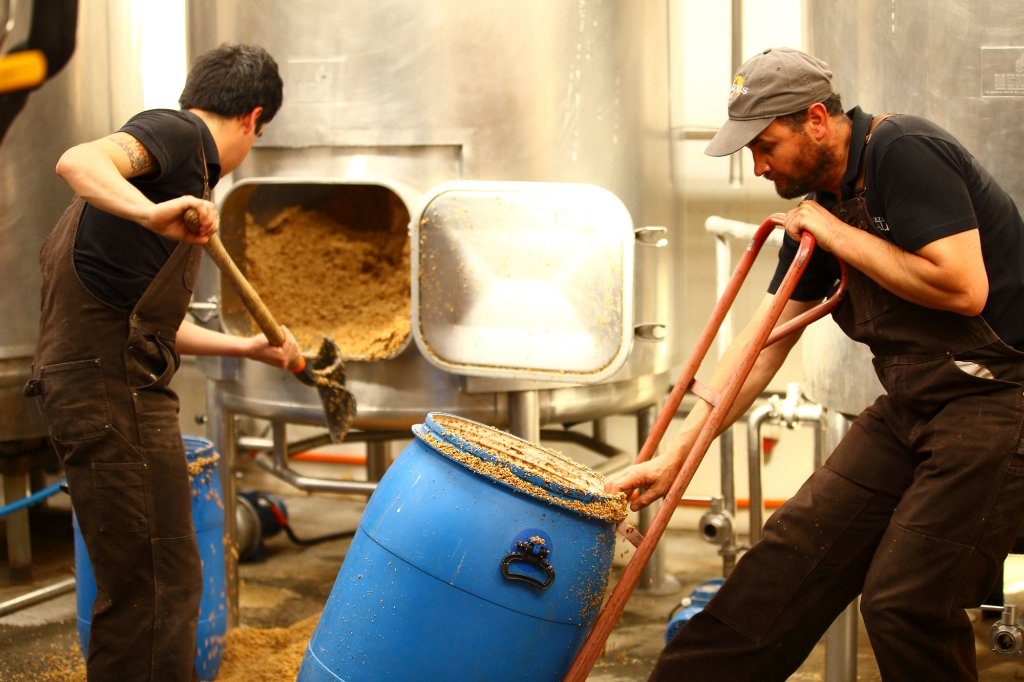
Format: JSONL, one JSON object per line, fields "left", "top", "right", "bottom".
{"left": 705, "top": 47, "right": 835, "bottom": 157}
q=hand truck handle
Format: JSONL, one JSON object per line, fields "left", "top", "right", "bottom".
{"left": 564, "top": 214, "right": 847, "bottom": 682}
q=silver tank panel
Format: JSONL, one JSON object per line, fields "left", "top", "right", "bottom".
{"left": 188, "top": 0, "right": 675, "bottom": 429}
{"left": 0, "top": 1, "right": 130, "bottom": 441}
{"left": 803, "top": 0, "right": 1024, "bottom": 416}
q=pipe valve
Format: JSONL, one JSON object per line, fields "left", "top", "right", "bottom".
{"left": 981, "top": 604, "right": 1024, "bottom": 657}
{"left": 698, "top": 496, "right": 733, "bottom": 546}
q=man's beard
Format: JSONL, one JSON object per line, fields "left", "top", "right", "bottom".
{"left": 770, "top": 134, "right": 837, "bottom": 199}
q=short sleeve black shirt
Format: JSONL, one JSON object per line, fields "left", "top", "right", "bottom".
{"left": 73, "top": 109, "right": 221, "bottom": 309}
{"left": 768, "top": 107, "right": 1024, "bottom": 348}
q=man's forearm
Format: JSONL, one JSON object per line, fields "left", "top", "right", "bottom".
{"left": 55, "top": 143, "right": 155, "bottom": 225}
{"left": 832, "top": 225, "right": 986, "bottom": 315}
{"left": 175, "top": 320, "right": 253, "bottom": 357}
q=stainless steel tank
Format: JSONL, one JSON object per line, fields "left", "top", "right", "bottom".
{"left": 803, "top": 0, "right": 1024, "bottom": 416}
{"left": 0, "top": 1, "right": 133, "bottom": 442}
{"left": 187, "top": 0, "right": 676, "bottom": 433}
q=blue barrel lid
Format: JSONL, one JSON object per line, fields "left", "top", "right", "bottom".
{"left": 415, "top": 412, "right": 628, "bottom": 523}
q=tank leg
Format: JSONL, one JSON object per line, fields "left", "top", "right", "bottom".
{"left": 508, "top": 390, "right": 541, "bottom": 442}
{"left": 636, "top": 403, "right": 681, "bottom": 596}
{"left": 206, "top": 378, "right": 239, "bottom": 628}
{"left": 367, "top": 440, "right": 392, "bottom": 481}
{"left": 2, "top": 470, "right": 32, "bottom": 582}
{"left": 822, "top": 409, "right": 857, "bottom": 682}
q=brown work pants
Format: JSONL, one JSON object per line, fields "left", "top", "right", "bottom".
{"left": 653, "top": 357, "right": 1024, "bottom": 681}
{"left": 30, "top": 198, "right": 201, "bottom": 681}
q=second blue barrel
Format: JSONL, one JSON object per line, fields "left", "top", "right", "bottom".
{"left": 73, "top": 435, "right": 227, "bottom": 681}
{"left": 299, "top": 412, "right": 629, "bottom": 681}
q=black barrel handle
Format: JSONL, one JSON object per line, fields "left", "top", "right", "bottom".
{"left": 501, "top": 538, "right": 555, "bottom": 590}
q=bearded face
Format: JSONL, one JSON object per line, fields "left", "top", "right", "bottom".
{"left": 766, "top": 127, "right": 838, "bottom": 199}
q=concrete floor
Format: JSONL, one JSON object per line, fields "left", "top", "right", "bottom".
{"left": 3, "top": 461, "right": 1024, "bottom": 681}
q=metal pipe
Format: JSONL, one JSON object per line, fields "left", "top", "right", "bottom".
{"left": 366, "top": 440, "right": 391, "bottom": 482}
{"left": 206, "top": 378, "right": 239, "bottom": 627}
{"left": 637, "top": 403, "right": 681, "bottom": 596}
{"left": 745, "top": 402, "right": 775, "bottom": 544}
{"left": 822, "top": 408, "right": 857, "bottom": 682}
{"left": 0, "top": 577, "right": 76, "bottom": 619}
{"left": 253, "top": 420, "right": 379, "bottom": 495}
{"left": 3, "top": 471, "right": 31, "bottom": 581}
{"left": 0, "top": 479, "right": 63, "bottom": 518}
{"left": 541, "top": 429, "right": 623, "bottom": 459}
{"left": 237, "top": 430, "right": 409, "bottom": 455}
{"left": 508, "top": 390, "right": 541, "bottom": 442}
{"left": 728, "top": 0, "right": 744, "bottom": 188}
{"left": 251, "top": 453, "right": 378, "bottom": 495}
{"left": 718, "top": 427, "right": 738, "bottom": 576}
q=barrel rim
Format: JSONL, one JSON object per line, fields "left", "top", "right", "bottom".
{"left": 416, "top": 412, "right": 627, "bottom": 522}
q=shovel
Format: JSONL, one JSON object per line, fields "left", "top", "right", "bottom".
{"left": 185, "top": 208, "right": 356, "bottom": 442}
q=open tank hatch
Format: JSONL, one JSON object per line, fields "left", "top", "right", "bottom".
{"left": 217, "top": 180, "right": 412, "bottom": 361}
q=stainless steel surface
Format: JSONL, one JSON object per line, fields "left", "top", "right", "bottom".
{"left": 508, "top": 391, "right": 541, "bottom": 442}
{"left": 636, "top": 402, "right": 682, "bottom": 596}
{"left": 251, "top": 453, "right": 378, "bottom": 495}
{"left": 806, "top": 0, "right": 1024, "bottom": 417}
{"left": 728, "top": 0, "right": 744, "bottom": 188}
{"left": 746, "top": 403, "right": 774, "bottom": 544}
{"left": 810, "top": 0, "right": 1024, "bottom": 208}
{"left": 259, "top": 420, "right": 378, "bottom": 495}
{"left": 366, "top": 440, "right": 391, "bottom": 482}
{"left": 2, "top": 471, "right": 30, "bottom": 579}
{"left": 718, "top": 427, "right": 738, "bottom": 576}
{"left": 697, "top": 496, "right": 733, "bottom": 547}
{"left": 189, "top": 0, "right": 675, "bottom": 435}
{"left": 207, "top": 382, "right": 239, "bottom": 626}
{"left": 0, "top": 577, "right": 76, "bottom": 619}
{"left": 213, "top": 177, "right": 415, "bottom": 361}
{"left": 802, "top": 318, "right": 884, "bottom": 418}
{"left": 822, "top": 408, "right": 857, "bottom": 682}
{"left": 825, "top": 599, "right": 859, "bottom": 682}
{"left": 412, "top": 182, "right": 634, "bottom": 383}
{"left": 983, "top": 604, "right": 1024, "bottom": 657}
{"left": 0, "top": 1, "right": 123, "bottom": 441}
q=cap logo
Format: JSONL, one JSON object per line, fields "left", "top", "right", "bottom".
{"left": 729, "top": 75, "right": 749, "bottom": 104}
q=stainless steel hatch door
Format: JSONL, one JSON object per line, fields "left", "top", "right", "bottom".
{"left": 411, "top": 181, "right": 634, "bottom": 384}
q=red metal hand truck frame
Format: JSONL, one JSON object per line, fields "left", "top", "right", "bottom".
{"left": 565, "top": 214, "right": 849, "bottom": 681}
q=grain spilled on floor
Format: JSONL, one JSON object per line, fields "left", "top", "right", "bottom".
{"left": 216, "top": 615, "right": 319, "bottom": 681}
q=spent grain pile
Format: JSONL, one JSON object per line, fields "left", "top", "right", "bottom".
{"left": 244, "top": 190, "right": 410, "bottom": 359}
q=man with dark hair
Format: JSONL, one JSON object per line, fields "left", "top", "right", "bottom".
{"left": 608, "top": 47, "right": 1024, "bottom": 680}
{"left": 27, "top": 43, "right": 296, "bottom": 680}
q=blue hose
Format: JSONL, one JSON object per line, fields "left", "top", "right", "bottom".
{"left": 0, "top": 480, "right": 65, "bottom": 518}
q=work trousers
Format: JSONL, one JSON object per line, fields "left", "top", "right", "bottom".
{"left": 653, "top": 371, "right": 1024, "bottom": 681}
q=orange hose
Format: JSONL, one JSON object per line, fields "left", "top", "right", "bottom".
{"left": 289, "top": 451, "right": 370, "bottom": 465}
{"left": 677, "top": 497, "right": 787, "bottom": 510}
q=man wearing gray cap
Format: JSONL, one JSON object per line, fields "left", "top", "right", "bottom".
{"left": 608, "top": 47, "right": 1024, "bottom": 679}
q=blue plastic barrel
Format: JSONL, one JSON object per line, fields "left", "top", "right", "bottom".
{"left": 665, "top": 578, "right": 725, "bottom": 643}
{"left": 74, "top": 436, "right": 227, "bottom": 680}
{"left": 298, "top": 412, "right": 628, "bottom": 681}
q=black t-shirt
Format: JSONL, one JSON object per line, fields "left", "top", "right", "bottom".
{"left": 769, "top": 107, "right": 1024, "bottom": 348}
{"left": 73, "top": 109, "right": 221, "bottom": 308}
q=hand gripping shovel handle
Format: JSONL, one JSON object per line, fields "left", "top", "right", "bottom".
{"left": 563, "top": 214, "right": 848, "bottom": 681}
{"left": 184, "top": 208, "right": 308, "bottom": 376}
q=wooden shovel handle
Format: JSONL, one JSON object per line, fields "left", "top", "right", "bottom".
{"left": 184, "top": 208, "right": 286, "bottom": 348}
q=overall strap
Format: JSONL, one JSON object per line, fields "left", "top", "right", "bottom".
{"left": 852, "top": 113, "right": 897, "bottom": 195}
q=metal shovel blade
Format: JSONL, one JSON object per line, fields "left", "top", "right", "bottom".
{"left": 295, "top": 336, "right": 357, "bottom": 443}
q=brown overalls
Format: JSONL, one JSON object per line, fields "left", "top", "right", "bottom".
{"left": 654, "top": 117, "right": 1024, "bottom": 681}
{"left": 28, "top": 179, "right": 204, "bottom": 677}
